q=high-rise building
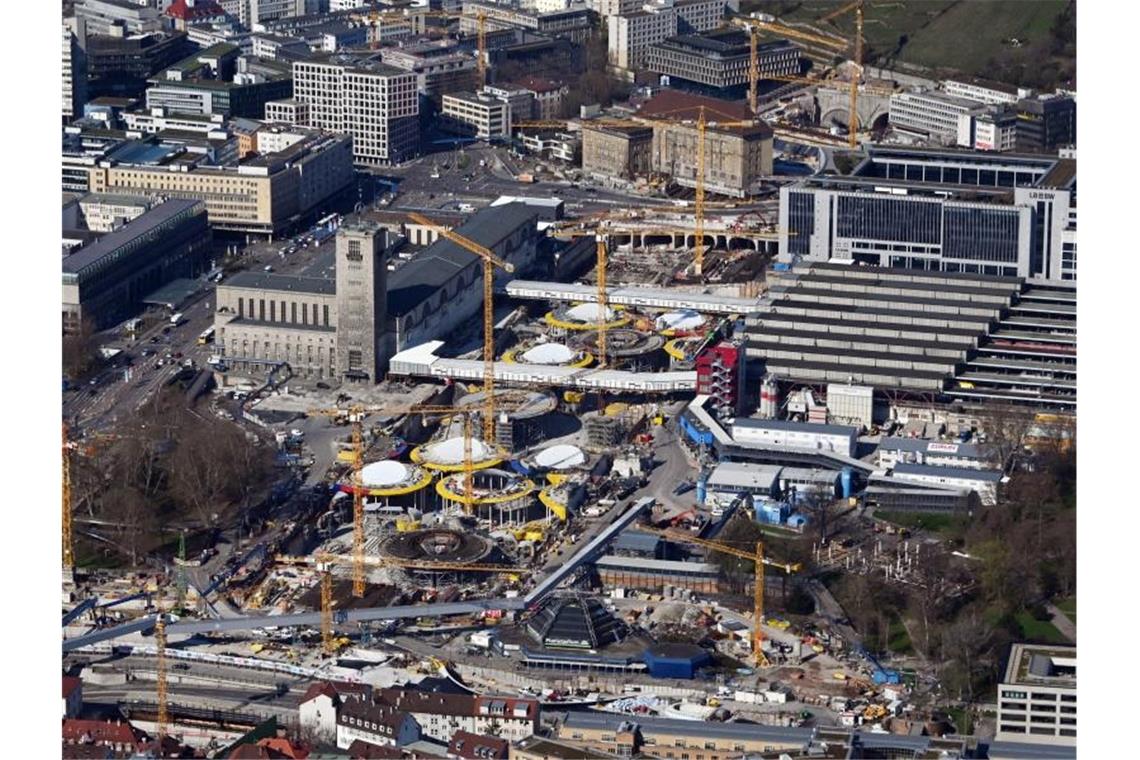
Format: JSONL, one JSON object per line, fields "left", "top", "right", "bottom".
{"left": 293, "top": 54, "right": 420, "bottom": 165}
{"left": 608, "top": 0, "right": 738, "bottom": 75}
{"left": 889, "top": 89, "right": 981, "bottom": 145}
{"left": 75, "top": 0, "right": 164, "bottom": 36}
{"left": 335, "top": 221, "right": 389, "bottom": 382}
{"left": 63, "top": 21, "right": 88, "bottom": 123}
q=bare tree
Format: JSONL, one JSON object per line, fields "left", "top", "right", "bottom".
{"left": 171, "top": 421, "right": 234, "bottom": 527}
{"left": 104, "top": 484, "right": 157, "bottom": 567}
{"left": 63, "top": 316, "right": 99, "bottom": 379}
{"left": 981, "top": 405, "right": 1035, "bottom": 473}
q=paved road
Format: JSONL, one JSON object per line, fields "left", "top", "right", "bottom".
{"left": 1046, "top": 603, "right": 1077, "bottom": 642}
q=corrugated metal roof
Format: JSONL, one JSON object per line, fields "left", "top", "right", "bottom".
{"left": 707, "top": 461, "right": 782, "bottom": 490}
{"left": 594, "top": 556, "right": 718, "bottom": 575}
{"left": 893, "top": 462, "right": 1003, "bottom": 482}
{"left": 733, "top": 418, "right": 859, "bottom": 438}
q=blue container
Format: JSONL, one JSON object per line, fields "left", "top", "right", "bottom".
{"left": 840, "top": 468, "right": 854, "bottom": 499}
{"left": 696, "top": 475, "right": 707, "bottom": 505}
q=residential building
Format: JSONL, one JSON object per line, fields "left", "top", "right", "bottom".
{"left": 645, "top": 30, "right": 798, "bottom": 94}
{"left": 511, "top": 76, "right": 568, "bottom": 120}
{"left": 890, "top": 89, "right": 981, "bottom": 144}
{"left": 62, "top": 719, "right": 147, "bottom": 757}
{"left": 336, "top": 698, "right": 420, "bottom": 751}
{"left": 265, "top": 97, "right": 310, "bottom": 124}
{"left": 641, "top": 90, "right": 773, "bottom": 197}
{"left": 88, "top": 130, "right": 355, "bottom": 234}
{"left": 996, "top": 644, "right": 1077, "bottom": 746}
{"left": 731, "top": 418, "right": 858, "bottom": 457}
{"left": 512, "top": 736, "right": 613, "bottom": 760}
{"left": 447, "top": 731, "right": 509, "bottom": 760}
{"left": 84, "top": 31, "right": 194, "bottom": 99}
{"left": 461, "top": 2, "right": 593, "bottom": 45}
{"left": 293, "top": 54, "right": 420, "bottom": 164}
{"left": 779, "top": 147, "right": 1077, "bottom": 282}
{"left": 63, "top": 20, "right": 88, "bottom": 123}
{"left": 76, "top": 0, "right": 164, "bottom": 36}
{"left": 63, "top": 676, "right": 83, "bottom": 719}
{"left": 891, "top": 462, "right": 1003, "bottom": 506}
{"left": 373, "top": 688, "right": 539, "bottom": 743}
{"left": 440, "top": 92, "right": 511, "bottom": 139}
{"left": 63, "top": 198, "right": 211, "bottom": 332}
{"left": 581, "top": 124, "right": 654, "bottom": 180}
{"left": 608, "top": 0, "right": 739, "bottom": 74}
{"left": 943, "top": 77, "right": 1031, "bottom": 106}
{"left": 165, "top": 0, "right": 230, "bottom": 31}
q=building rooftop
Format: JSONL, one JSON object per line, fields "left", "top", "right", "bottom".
{"left": 1003, "top": 643, "right": 1076, "bottom": 689}
{"left": 512, "top": 737, "right": 611, "bottom": 760}
{"left": 594, "top": 555, "right": 719, "bottom": 575}
{"left": 62, "top": 198, "right": 203, "bottom": 277}
{"left": 223, "top": 270, "right": 336, "bottom": 296}
{"left": 733, "top": 417, "right": 860, "bottom": 438}
{"left": 893, "top": 462, "right": 1005, "bottom": 482}
{"left": 879, "top": 436, "right": 992, "bottom": 461}
{"left": 560, "top": 710, "right": 812, "bottom": 745}
{"left": 637, "top": 90, "right": 773, "bottom": 138}
{"left": 707, "top": 461, "right": 782, "bottom": 490}
{"left": 387, "top": 204, "right": 538, "bottom": 316}
{"left": 610, "top": 529, "right": 661, "bottom": 555}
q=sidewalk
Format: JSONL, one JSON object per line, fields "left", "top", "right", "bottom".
{"left": 1047, "top": 603, "right": 1077, "bottom": 642}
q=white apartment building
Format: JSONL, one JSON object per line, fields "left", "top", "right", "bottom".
{"left": 293, "top": 55, "right": 420, "bottom": 164}
{"left": 943, "top": 78, "right": 1031, "bottom": 106}
{"left": 731, "top": 418, "right": 858, "bottom": 458}
{"left": 996, "top": 644, "right": 1077, "bottom": 746}
{"left": 63, "top": 22, "right": 82, "bottom": 122}
{"left": 608, "top": 0, "right": 737, "bottom": 73}
{"left": 889, "top": 90, "right": 981, "bottom": 144}
{"left": 441, "top": 92, "right": 511, "bottom": 139}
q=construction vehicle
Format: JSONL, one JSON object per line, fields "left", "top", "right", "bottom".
{"left": 639, "top": 525, "right": 801, "bottom": 667}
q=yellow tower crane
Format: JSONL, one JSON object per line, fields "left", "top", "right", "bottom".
{"left": 640, "top": 526, "right": 801, "bottom": 667}
{"left": 308, "top": 403, "right": 485, "bottom": 598}
{"left": 407, "top": 212, "right": 514, "bottom": 443}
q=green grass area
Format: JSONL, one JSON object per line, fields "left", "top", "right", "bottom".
{"left": 875, "top": 510, "right": 967, "bottom": 536}
{"left": 946, "top": 706, "right": 973, "bottom": 735}
{"left": 887, "top": 615, "right": 913, "bottom": 655}
{"left": 1014, "top": 611, "right": 1068, "bottom": 644}
{"left": 1055, "top": 596, "right": 1076, "bottom": 623}
{"left": 740, "top": 0, "right": 1073, "bottom": 85}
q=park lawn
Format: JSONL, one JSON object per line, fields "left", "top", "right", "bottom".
{"left": 1055, "top": 596, "right": 1076, "bottom": 623}
{"left": 1014, "top": 611, "right": 1068, "bottom": 644}
{"left": 887, "top": 615, "right": 913, "bottom": 655}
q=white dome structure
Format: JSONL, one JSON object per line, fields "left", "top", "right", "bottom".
{"left": 655, "top": 309, "right": 704, "bottom": 332}
{"left": 521, "top": 342, "right": 575, "bottom": 365}
{"left": 534, "top": 444, "right": 586, "bottom": 470}
{"left": 420, "top": 436, "right": 495, "bottom": 465}
{"left": 566, "top": 302, "right": 615, "bottom": 323}
{"left": 360, "top": 460, "right": 411, "bottom": 488}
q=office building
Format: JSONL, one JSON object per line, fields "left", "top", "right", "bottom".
{"left": 440, "top": 92, "right": 511, "bottom": 139}
{"left": 1014, "top": 94, "right": 1076, "bottom": 153}
{"left": 943, "top": 77, "right": 1031, "bottom": 106}
{"left": 965, "top": 106, "right": 1019, "bottom": 152}
{"left": 779, "top": 146, "right": 1077, "bottom": 282}
{"left": 63, "top": 21, "right": 88, "bottom": 123}
{"left": 88, "top": 130, "right": 354, "bottom": 234}
{"left": 75, "top": 0, "right": 164, "bottom": 36}
{"left": 581, "top": 124, "right": 654, "bottom": 180}
{"left": 731, "top": 418, "right": 858, "bottom": 458}
{"left": 996, "top": 644, "right": 1077, "bottom": 746}
{"left": 62, "top": 199, "right": 211, "bottom": 332}
{"left": 641, "top": 90, "right": 773, "bottom": 197}
{"left": 645, "top": 30, "right": 798, "bottom": 94}
{"left": 608, "top": 0, "right": 739, "bottom": 75}
{"left": 233, "top": 0, "right": 316, "bottom": 26}
{"left": 264, "top": 97, "right": 310, "bottom": 124}
{"left": 293, "top": 54, "right": 420, "bottom": 165}
{"left": 84, "top": 31, "right": 194, "bottom": 100}
{"left": 461, "top": 2, "right": 593, "bottom": 45}
{"left": 890, "top": 89, "right": 981, "bottom": 144}
{"left": 382, "top": 41, "right": 480, "bottom": 105}
{"left": 145, "top": 54, "right": 294, "bottom": 118}
{"left": 877, "top": 437, "right": 996, "bottom": 471}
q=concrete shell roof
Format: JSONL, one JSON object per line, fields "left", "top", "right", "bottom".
{"left": 360, "top": 460, "right": 412, "bottom": 488}
{"left": 534, "top": 444, "right": 586, "bottom": 470}
{"left": 521, "top": 342, "right": 574, "bottom": 364}
{"left": 566, "top": 303, "right": 615, "bottom": 322}
{"left": 422, "top": 436, "right": 494, "bottom": 465}
{"left": 655, "top": 309, "right": 704, "bottom": 331}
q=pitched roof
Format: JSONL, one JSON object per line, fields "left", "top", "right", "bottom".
{"left": 346, "top": 740, "right": 406, "bottom": 759}
{"left": 299, "top": 680, "right": 369, "bottom": 704}
{"left": 62, "top": 719, "right": 144, "bottom": 748}
{"left": 448, "top": 730, "right": 509, "bottom": 759}
{"left": 166, "top": 0, "right": 228, "bottom": 21}
{"left": 338, "top": 699, "right": 411, "bottom": 731}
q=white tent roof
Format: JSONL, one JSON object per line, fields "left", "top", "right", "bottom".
{"left": 521, "top": 342, "right": 575, "bottom": 364}
{"left": 534, "top": 443, "right": 586, "bottom": 470}
{"left": 422, "top": 436, "right": 494, "bottom": 465}
{"left": 566, "top": 302, "right": 615, "bottom": 322}
{"left": 360, "top": 460, "right": 411, "bottom": 488}
{"left": 655, "top": 309, "right": 704, "bottom": 331}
